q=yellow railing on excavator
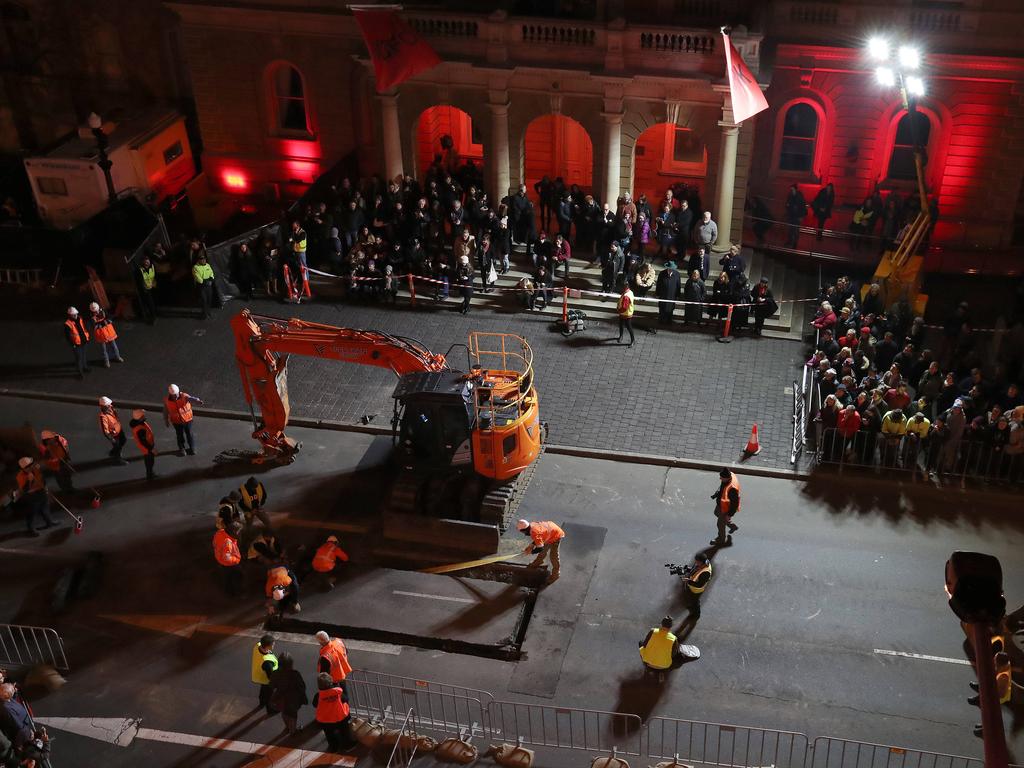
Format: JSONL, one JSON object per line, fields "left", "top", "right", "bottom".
{"left": 467, "top": 332, "right": 535, "bottom": 431}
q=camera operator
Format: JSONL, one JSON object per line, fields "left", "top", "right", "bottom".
{"left": 674, "top": 553, "right": 713, "bottom": 618}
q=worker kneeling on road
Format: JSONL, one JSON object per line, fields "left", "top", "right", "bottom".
{"left": 518, "top": 519, "right": 565, "bottom": 584}
{"left": 266, "top": 564, "right": 300, "bottom": 616}
{"left": 639, "top": 616, "right": 681, "bottom": 673}
{"left": 312, "top": 535, "right": 349, "bottom": 590}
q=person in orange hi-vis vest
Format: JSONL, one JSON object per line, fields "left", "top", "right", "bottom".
{"left": 212, "top": 522, "right": 243, "bottom": 595}
{"left": 87, "top": 301, "right": 125, "bottom": 368}
{"left": 15, "top": 456, "right": 57, "bottom": 536}
{"left": 710, "top": 467, "right": 741, "bottom": 546}
{"left": 129, "top": 409, "right": 157, "bottom": 481}
{"left": 164, "top": 383, "right": 204, "bottom": 456}
{"left": 311, "top": 535, "right": 349, "bottom": 589}
{"left": 315, "top": 631, "right": 352, "bottom": 683}
{"left": 266, "top": 564, "right": 300, "bottom": 616}
{"left": 98, "top": 396, "right": 127, "bottom": 465}
{"left": 39, "top": 429, "right": 74, "bottom": 492}
{"left": 64, "top": 306, "right": 90, "bottom": 378}
{"left": 517, "top": 519, "right": 565, "bottom": 584}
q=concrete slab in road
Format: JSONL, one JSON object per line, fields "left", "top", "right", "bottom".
{"left": 278, "top": 566, "right": 531, "bottom": 658}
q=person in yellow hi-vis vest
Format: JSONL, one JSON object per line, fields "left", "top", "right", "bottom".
{"left": 639, "top": 616, "right": 680, "bottom": 674}
{"left": 250, "top": 633, "right": 278, "bottom": 714}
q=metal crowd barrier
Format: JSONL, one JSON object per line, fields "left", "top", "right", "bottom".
{"left": 487, "top": 700, "right": 642, "bottom": 756}
{"left": 0, "top": 624, "right": 69, "bottom": 673}
{"left": 348, "top": 670, "right": 998, "bottom": 768}
{"left": 815, "top": 426, "right": 1024, "bottom": 487}
{"left": 345, "top": 680, "right": 488, "bottom": 740}
{"left": 645, "top": 717, "right": 809, "bottom": 768}
{"left": 807, "top": 737, "right": 984, "bottom": 768}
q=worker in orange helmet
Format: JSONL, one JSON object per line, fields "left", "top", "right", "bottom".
{"left": 38, "top": 429, "right": 74, "bottom": 492}
{"left": 517, "top": 519, "right": 565, "bottom": 584}
{"left": 311, "top": 535, "right": 350, "bottom": 590}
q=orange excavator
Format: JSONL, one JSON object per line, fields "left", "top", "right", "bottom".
{"left": 230, "top": 310, "right": 544, "bottom": 554}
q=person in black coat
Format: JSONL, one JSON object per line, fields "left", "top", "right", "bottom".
{"left": 784, "top": 184, "right": 807, "bottom": 247}
{"left": 750, "top": 276, "right": 777, "bottom": 336}
{"left": 730, "top": 274, "right": 751, "bottom": 332}
{"left": 709, "top": 271, "right": 731, "bottom": 321}
{"left": 812, "top": 183, "right": 835, "bottom": 241}
{"left": 682, "top": 270, "right": 705, "bottom": 325}
{"left": 655, "top": 261, "right": 681, "bottom": 324}
{"left": 270, "top": 652, "right": 309, "bottom": 734}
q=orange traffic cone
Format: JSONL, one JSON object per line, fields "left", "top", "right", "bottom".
{"left": 744, "top": 423, "right": 761, "bottom": 456}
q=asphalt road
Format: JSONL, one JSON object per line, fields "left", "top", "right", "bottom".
{"left": 1, "top": 396, "right": 1021, "bottom": 767}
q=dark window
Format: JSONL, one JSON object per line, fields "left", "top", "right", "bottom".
{"left": 273, "top": 65, "right": 309, "bottom": 133}
{"left": 37, "top": 177, "right": 68, "bottom": 196}
{"left": 163, "top": 140, "right": 183, "bottom": 165}
{"left": 470, "top": 117, "right": 481, "bottom": 146}
{"left": 779, "top": 103, "right": 818, "bottom": 172}
{"left": 888, "top": 112, "right": 931, "bottom": 181}
{"left": 502, "top": 433, "right": 517, "bottom": 456}
{"left": 672, "top": 128, "right": 704, "bottom": 163}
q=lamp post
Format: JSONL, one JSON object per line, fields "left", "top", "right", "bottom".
{"left": 87, "top": 112, "right": 117, "bottom": 206}
{"left": 867, "top": 38, "right": 929, "bottom": 211}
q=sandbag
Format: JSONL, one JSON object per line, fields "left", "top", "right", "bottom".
{"left": 350, "top": 716, "right": 385, "bottom": 748}
{"left": 484, "top": 742, "right": 535, "bottom": 768}
{"left": 591, "top": 754, "right": 630, "bottom": 768}
{"left": 651, "top": 761, "right": 694, "bottom": 768}
{"left": 435, "top": 736, "right": 479, "bottom": 764}
{"left": 378, "top": 728, "right": 436, "bottom": 752}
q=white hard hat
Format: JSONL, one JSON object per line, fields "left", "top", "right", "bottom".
{"left": 18, "top": 456, "right": 33, "bottom": 469}
{"left": 40, "top": 429, "right": 56, "bottom": 440}
{"left": 327, "top": 535, "right": 339, "bottom": 543}
{"left": 272, "top": 587, "right": 285, "bottom": 601}
{"left": 516, "top": 519, "right": 530, "bottom": 531}
{"left": 67, "top": 306, "right": 79, "bottom": 316}
{"left": 98, "top": 396, "right": 112, "bottom": 406}
{"left": 168, "top": 384, "right": 180, "bottom": 396}
{"left": 132, "top": 409, "right": 145, "bottom": 419}
{"left": 88, "top": 302, "right": 100, "bottom": 312}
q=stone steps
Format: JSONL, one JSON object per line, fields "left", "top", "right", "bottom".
{"left": 308, "top": 247, "right": 816, "bottom": 341}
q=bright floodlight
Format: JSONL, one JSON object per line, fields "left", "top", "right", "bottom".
{"left": 876, "top": 67, "right": 896, "bottom": 87}
{"left": 898, "top": 45, "right": 921, "bottom": 69}
{"left": 868, "top": 37, "right": 890, "bottom": 61}
{"left": 905, "top": 76, "right": 925, "bottom": 96}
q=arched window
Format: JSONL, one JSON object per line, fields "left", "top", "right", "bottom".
{"left": 887, "top": 112, "right": 931, "bottom": 181}
{"left": 270, "top": 64, "right": 310, "bottom": 134}
{"left": 778, "top": 103, "right": 818, "bottom": 172}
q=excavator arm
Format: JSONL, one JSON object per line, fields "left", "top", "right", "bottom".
{"left": 230, "top": 309, "right": 448, "bottom": 460}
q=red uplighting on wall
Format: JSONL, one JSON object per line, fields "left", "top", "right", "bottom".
{"left": 222, "top": 170, "right": 249, "bottom": 191}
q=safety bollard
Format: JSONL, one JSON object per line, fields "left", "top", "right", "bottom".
{"left": 562, "top": 285, "right": 569, "bottom": 324}
{"left": 717, "top": 304, "right": 734, "bottom": 343}
{"left": 408, "top": 273, "right": 416, "bottom": 307}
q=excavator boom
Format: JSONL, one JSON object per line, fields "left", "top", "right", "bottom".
{"left": 230, "top": 310, "right": 448, "bottom": 458}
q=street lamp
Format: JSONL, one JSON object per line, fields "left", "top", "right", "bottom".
{"left": 88, "top": 112, "right": 118, "bottom": 206}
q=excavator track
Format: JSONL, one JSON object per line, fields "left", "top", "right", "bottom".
{"left": 479, "top": 445, "right": 545, "bottom": 533}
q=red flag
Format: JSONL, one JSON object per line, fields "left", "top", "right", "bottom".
{"left": 722, "top": 33, "right": 768, "bottom": 124}
{"left": 352, "top": 8, "right": 441, "bottom": 92}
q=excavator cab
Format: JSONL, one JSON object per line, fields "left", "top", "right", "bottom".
{"left": 392, "top": 371, "right": 475, "bottom": 469}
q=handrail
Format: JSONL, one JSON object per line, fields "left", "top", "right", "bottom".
{"left": 385, "top": 708, "right": 418, "bottom": 768}
{"left": 791, "top": 378, "right": 804, "bottom": 466}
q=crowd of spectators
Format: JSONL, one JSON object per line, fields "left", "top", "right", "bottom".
{"left": 156, "top": 164, "right": 778, "bottom": 332}
{"left": 809, "top": 280, "right": 1024, "bottom": 478}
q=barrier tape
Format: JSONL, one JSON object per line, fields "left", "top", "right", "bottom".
{"left": 305, "top": 266, "right": 820, "bottom": 309}
{"left": 922, "top": 323, "right": 1006, "bottom": 334}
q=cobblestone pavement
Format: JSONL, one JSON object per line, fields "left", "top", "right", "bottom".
{"left": 0, "top": 296, "right": 804, "bottom": 467}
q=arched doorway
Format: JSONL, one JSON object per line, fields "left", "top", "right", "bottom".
{"left": 633, "top": 122, "right": 707, "bottom": 208}
{"left": 417, "top": 105, "right": 484, "bottom": 182}
{"left": 523, "top": 114, "right": 593, "bottom": 195}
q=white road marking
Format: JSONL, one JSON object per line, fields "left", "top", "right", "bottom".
{"left": 392, "top": 590, "right": 473, "bottom": 604}
{"left": 35, "top": 717, "right": 355, "bottom": 766}
{"left": 0, "top": 546, "right": 69, "bottom": 559}
{"left": 805, "top": 609, "right": 821, "bottom": 620}
{"left": 873, "top": 649, "right": 971, "bottom": 666}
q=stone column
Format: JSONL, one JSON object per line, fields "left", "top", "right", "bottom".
{"left": 714, "top": 120, "right": 739, "bottom": 250}
{"left": 601, "top": 111, "right": 623, "bottom": 207}
{"left": 379, "top": 90, "right": 403, "bottom": 182}
{"left": 488, "top": 97, "right": 511, "bottom": 202}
